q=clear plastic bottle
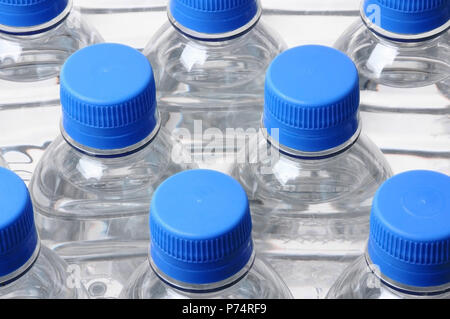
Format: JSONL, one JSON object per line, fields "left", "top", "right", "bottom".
{"left": 334, "top": 0, "right": 450, "bottom": 174}
{"left": 29, "top": 43, "right": 191, "bottom": 299}
{"left": 233, "top": 45, "right": 393, "bottom": 298}
{"left": 327, "top": 170, "right": 450, "bottom": 299}
{"left": 0, "top": 0, "right": 103, "bottom": 183}
{"left": 144, "top": 0, "right": 287, "bottom": 156}
{"left": 121, "top": 169, "right": 293, "bottom": 299}
{"left": 0, "top": 167, "right": 78, "bottom": 299}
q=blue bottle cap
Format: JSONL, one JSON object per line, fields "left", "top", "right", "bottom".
{"left": 368, "top": 170, "right": 450, "bottom": 288}
{"left": 0, "top": 0, "right": 69, "bottom": 28}
{"left": 60, "top": 43, "right": 158, "bottom": 150}
{"left": 169, "top": 0, "right": 260, "bottom": 35}
{"left": 150, "top": 169, "right": 253, "bottom": 285}
{"left": 264, "top": 45, "right": 360, "bottom": 152}
{"left": 0, "top": 167, "right": 38, "bottom": 279}
{"left": 363, "top": 0, "right": 450, "bottom": 35}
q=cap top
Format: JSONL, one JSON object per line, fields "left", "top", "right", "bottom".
{"left": 60, "top": 43, "right": 158, "bottom": 151}
{"left": 368, "top": 170, "right": 450, "bottom": 287}
{"left": 150, "top": 169, "right": 253, "bottom": 285}
{"left": 264, "top": 45, "right": 360, "bottom": 152}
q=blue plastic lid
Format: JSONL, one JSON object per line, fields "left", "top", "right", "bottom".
{"left": 368, "top": 170, "right": 450, "bottom": 288}
{"left": 169, "top": 0, "right": 259, "bottom": 35}
{"left": 363, "top": 0, "right": 450, "bottom": 35}
{"left": 150, "top": 169, "right": 253, "bottom": 285}
{"left": 60, "top": 43, "right": 158, "bottom": 150}
{"left": 0, "top": 0, "right": 69, "bottom": 28}
{"left": 264, "top": 45, "right": 360, "bottom": 152}
{"left": 0, "top": 168, "right": 38, "bottom": 278}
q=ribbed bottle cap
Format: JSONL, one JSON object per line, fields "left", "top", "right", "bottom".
{"left": 150, "top": 169, "right": 253, "bottom": 285}
{"left": 363, "top": 0, "right": 450, "bottom": 34}
{"left": 0, "top": 0, "right": 69, "bottom": 28}
{"left": 0, "top": 167, "right": 38, "bottom": 278}
{"left": 368, "top": 170, "right": 450, "bottom": 288}
{"left": 264, "top": 45, "right": 360, "bottom": 152}
{"left": 60, "top": 43, "right": 158, "bottom": 150}
{"left": 169, "top": 0, "right": 260, "bottom": 34}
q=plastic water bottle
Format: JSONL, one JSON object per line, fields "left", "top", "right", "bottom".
{"left": 144, "top": 0, "right": 287, "bottom": 156}
{"left": 0, "top": 167, "right": 78, "bottom": 298}
{"left": 0, "top": 0, "right": 103, "bottom": 183}
{"left": 122, "top": 169, "right": 293, "bottom": 299}
{"left": 29, "top": 43, "right": 190, "bottom": 299}
{"left": 233, "top": 45, "right": 393, "bottom": 298}
{"left": 327, "top": 170, "right": 450, "bottom": 299}
{"left": 334, "top": 0, "right": 450, "bottom": 174}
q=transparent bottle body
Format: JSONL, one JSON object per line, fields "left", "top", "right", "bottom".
{"left": 335, "top": 19, "right": 450, "bottom": 174}
{"left": 122, "top": 254, "right": 293, "bottom": 299}
{"left": 0, "top": 245, "right": 79, "bottom": 299}
{"left": 0, "top": 7, "right": 103, "bottom": 184}
{"left": 232, "top": 131, "right": 392, "bottom": 298}
{"left": 326, "top": 254, "right": 450, "bottom": 299}
{"left": 29, "top": 128, "right": 190, "bottom": 298}
{"left": 144, "top": 19, "right": 287, "bottom": 155}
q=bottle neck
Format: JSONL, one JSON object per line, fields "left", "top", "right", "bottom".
{"left": 167, "top": 4, "right": 263, "bottom": 42}
{"left": 364, "top": 252, "right": 450, "bottom": 298}
{"left": 360, "top": 6, "right": 450, "bottom": 43}
{"left": 0, "top": 0, "right": 73, "bottom": 36}
{"left": 0, "top": 241, "right": 40, "bottom": 287}
{"left": 262, "top": 119, "right": 362, "bottom": 160}
{"left": 60, "top": 115, "right": 162, "bottom": 158}
{"left": 150, "top": 251, "right": 256, "bottom": 295}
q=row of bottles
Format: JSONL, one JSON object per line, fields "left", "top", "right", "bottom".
{"left": 0, "top": 0, "right": 448, "bottom": 299}
{"left": 1, "top": 163, "right": 449, "bottom": 298}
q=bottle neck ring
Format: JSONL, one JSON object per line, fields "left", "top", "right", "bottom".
{"left": 168, "top": 5, "right": 262, "bottom": 42}
{"left": 60, "top": 114, "right": 162, "bottom": 158}
{"left": 0, "top": 241, "right": 40, "bottom": 287}
{"left": 150, "top": 250, "right": 256, "bottom": 294}
{"left": 360, "top": 5, "right": 450, "bottom": 42}
{"left": 364, "top": 251, "right": 450, "bottom": 297}
{"left": 262, "top": 119, "right": 362, "bottom": 160}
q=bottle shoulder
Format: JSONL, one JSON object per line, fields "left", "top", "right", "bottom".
{"left": 123, "top": 256, "right": 292, "bottom": 299}
{"left": 335, "top": 18, "right": 450, "bottom": 89}
{"left": 0, "top": 8, "right": 102, "bottom": 82}
{"left": 145, "top": 18, "right": 286, "bottom": 57}
{"left": 143, "top": 19, "right": 286, "bottom": 91}
{"left": 29, "top": 131, "right": 190, "bottom": 218}
{"left": 0, "top": 245, "right": 77, "bottom": 298}
{"left": 234, "top": 133, "right": 392, "bottom": 209}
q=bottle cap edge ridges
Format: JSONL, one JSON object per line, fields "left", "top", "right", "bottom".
{"left": 362, "top": 0, "right": 450, "bottom": 35}
{"left": 0, "top": 0, "right": 70, "bottom": 29}
{"left": 169, "top": 0, "right": 260, "bottom": 35}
